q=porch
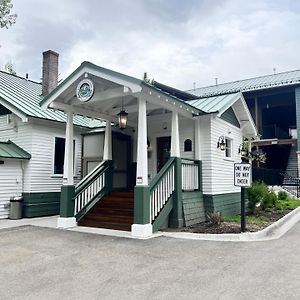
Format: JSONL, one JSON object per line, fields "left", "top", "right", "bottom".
{"left": 40, "top": 62, "right": 206, "bottom": 237}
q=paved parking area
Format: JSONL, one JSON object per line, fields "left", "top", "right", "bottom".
{"left": 0, "top": 223, "right": 300, "bottom": 300}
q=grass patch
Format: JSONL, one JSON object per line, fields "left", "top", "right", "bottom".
{"left": 279, "top": 199, "right": 300, "bottom": 210}
{"left": 223, "top": 215, "right": 269, "bottom": 225}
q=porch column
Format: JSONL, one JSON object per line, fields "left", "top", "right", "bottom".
{"left": 58, "top": 110, "right": 76, "bottom": 229}
{"left": 103, "top": 120, "right": 112, "bottom": 160}
{"left": 103, "top": 120, "right": 113, "bottom": 191}
{"left": 169, "top": 110, "right": 184, "bottom": 228}
{"left": 132, "top": 97, "right": 152, "bottom": 238}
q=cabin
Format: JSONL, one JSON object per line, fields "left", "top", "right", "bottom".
{"left": 0, "top": 50, "right": 256, "bottom": 237}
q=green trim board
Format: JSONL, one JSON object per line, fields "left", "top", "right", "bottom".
{"left": 221, "top": 107, "right": 240, "bottom": 128}
{"left": 152, "top": 195, "right": 174, "bottom": 232}
{"left": 0, "top": 141, "right": 31, "bottom": 160}
{"left": 203, "top": 192, "right": 241, "bottom": 217}
{"left": 22, "top": 192, "right": 60, "bottom": 217}
{"left": 0, "top": 104, "right": 11, "bottom": 115}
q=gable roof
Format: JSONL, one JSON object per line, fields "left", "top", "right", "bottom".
{"left": 0, "top": 71, "right": 104, "bottom": 128}
{"left": 0, "top": 141, "right": 31, "bottom": 160}
{"left": 188, "top": 69, "right": 300, "bottom": 98}
{"left": 187, "top": 92, "right": 241, "bottom": 115}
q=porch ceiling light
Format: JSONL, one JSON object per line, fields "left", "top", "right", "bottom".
{"left": 117, "top": 96, "right": 128, "bottom": 130}
{"left": 217, "top": 136, "right": 226, "bottom": 151}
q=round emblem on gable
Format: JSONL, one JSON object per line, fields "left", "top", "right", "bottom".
{"left": 76, "top": 79, "right": 94, "bottom": 102}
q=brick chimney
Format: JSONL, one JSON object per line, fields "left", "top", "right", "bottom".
{"left": 42, "top": 50, "right": 59, "bottom": 96}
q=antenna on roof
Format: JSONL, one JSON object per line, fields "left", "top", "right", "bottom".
{"left": 273, "top": 68, "right": 276, "bottom": 74}
{"left": 215, "top": 78, "right": 218, "bottom": 86}
{"left": 25, "top": 73, "right": 28, "bottom": 79}
{"left": 193, "top": 82, "right": 196, "bottom": 91}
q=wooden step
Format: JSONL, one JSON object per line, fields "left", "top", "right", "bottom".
{"left": 78, "top": 191, "right": 134, "bottom": 231}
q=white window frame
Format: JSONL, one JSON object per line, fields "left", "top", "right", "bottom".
{"left": 51, "top": 136, "right": 76, "bottom": 177}
{"left": 225, "top": 137, "right": 233, "bottom": 158}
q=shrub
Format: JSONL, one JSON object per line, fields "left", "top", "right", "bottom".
{"left": 246, "top": 181, "right": 269, "bottom": 214}
{"left": 261, "top": 191, "right": 277, "bottom": 210}
{"left": 278, "top": 190, "right": 288, "bottom": 200}
{"left": 206, "top": 211, "right": 222, "bottom": 226}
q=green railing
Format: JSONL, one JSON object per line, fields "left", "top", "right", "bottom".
{"left": 149, "top": 157, "right": 176, "bottom": 222}
{"left": 74, "top": 160, "right": 112, "bottom": 221}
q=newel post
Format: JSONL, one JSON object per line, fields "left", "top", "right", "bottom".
{"left": 169, "top": 110, "right": 184, "bottom": 228}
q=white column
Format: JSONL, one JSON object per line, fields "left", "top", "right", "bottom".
{"left": 171, "top": 110, "right": 180, "bottom": 157}
{"left": 194, "top": 118, "right": 201, "bottom": 160}
{"left": 63, "top": 110, "right": 74, "bottom": 185}
{"left": 103, "top": 120, "right": 112, "bottom": 160}
{"left": 136, "top": 97, "right": 148, "bottom": 185}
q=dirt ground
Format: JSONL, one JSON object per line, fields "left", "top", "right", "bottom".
{"left": 164, "top": 209, "right": 292, "bottom": 234}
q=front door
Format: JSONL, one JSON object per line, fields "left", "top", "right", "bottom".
{"left": 157, "top": 136, "right": 171, "bottom": 173}
{"left": 112, "top": 133, "right": 131, "bottom": 190}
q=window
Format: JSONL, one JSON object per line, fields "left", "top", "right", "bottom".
{"left": 184, "top": 139, "right": 192, "bottom": 152}
{"left": 53, "top": 137, "right": 75, "bottom": 175}
{"left": 225, "top": 138, "right": 232, "bottom": 158}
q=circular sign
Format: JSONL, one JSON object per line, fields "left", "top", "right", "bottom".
{"left": 76, "top": 79, "right": 94, "bottom": 102}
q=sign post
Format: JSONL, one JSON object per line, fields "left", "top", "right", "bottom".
{"left": 234, "top": 163, "right": 252, "bottom": 232}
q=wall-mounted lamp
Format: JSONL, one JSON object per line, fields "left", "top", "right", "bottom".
{"left": 217, "top": 136, "right": 226, "bottom": 151}
{"left": 117, "top": 96, "right": 128, "bottom": 130}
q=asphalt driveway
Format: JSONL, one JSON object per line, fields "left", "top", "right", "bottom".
{"left": 0, "top": 223, "right": 300, "bottom": 300}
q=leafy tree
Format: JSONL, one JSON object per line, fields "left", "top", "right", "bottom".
{"left": 0, "top": 0, "right": 17, "bottom": 29}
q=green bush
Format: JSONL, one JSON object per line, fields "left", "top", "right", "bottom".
{"left": 261, "top": 191, "right": 277, "bottom": 210}
{"left": 275, "top": 201, "right": 284, "bottom": 212}
{"left": 278, "top": 190, "right": 288, "bottom": 200}
{"left": 246, "top": 181, "right": 269, "bottom": 214}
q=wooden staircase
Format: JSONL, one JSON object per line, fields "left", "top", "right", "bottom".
{"left": 78, "top": 191, "right": 134, "bottom": 231}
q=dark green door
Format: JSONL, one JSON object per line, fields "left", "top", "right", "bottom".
{"left": 156, "top": 136, "right": 171, "bottom": 172}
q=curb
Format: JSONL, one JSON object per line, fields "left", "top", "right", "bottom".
{"left": 161, "top": 206, "right": 300, "bottom": 242}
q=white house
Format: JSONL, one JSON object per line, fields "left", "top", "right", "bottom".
{"left": 0, "top": 50, "right": 257, "bottom": 237}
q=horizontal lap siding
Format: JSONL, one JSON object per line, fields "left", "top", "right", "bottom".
{"left": 182, "top": 191, "right": 205, "bottom": 226}
{"left": 0, "top": 160, "right": 22, "bottom": 219}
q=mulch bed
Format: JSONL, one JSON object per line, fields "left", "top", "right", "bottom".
{"left": 163, "top": 209, "right": 293, "bottom": 234}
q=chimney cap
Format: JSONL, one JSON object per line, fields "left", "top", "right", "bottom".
{"left": 42, "top": 50, "right": 59, "bottom": 57}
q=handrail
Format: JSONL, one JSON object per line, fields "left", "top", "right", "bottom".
{"left": 150, "top": 157, "right": 176, "bottom": 222}
{"left": 74, "top": 160, "right": 110, "bottom": 219}
{"left": 75, "top": 161, "right": 108, "bottom": 196}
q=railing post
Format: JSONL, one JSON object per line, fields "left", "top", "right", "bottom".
{"left": 169, "top": 157, "right": 184, "bottom": 227}
{"left": 196, "top": 160, "right": 202, "bottom": 191}
{"left": 57, "top": 185, "right": 76, "bottom": 228}
{"left": 105, "top": 160, "right": 114, "bottom": 192}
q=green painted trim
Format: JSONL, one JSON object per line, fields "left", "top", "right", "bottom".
{"left": 0, "top": 104, "right": 11, "bottom": 116}
{"left": 60, "top": 185, "right": 75, "bottom": 218}
{"left": 134, "top": 185, "right": 150, "bottom": 224}
{"left": 169, "top": 157, "right": 184, "bottom": 228}
{"left": 203, "top": 192, "right": 241, "bottom": 217}
{"left": 220, "top": 107, "right": 240, "bottom": 128}
{"left": 152, "top": 195, "right": 174, "bottom": 232}
{"left": 22, "top": 192, "right": 60, "bottom": 217}
{"left": 196, "top": 160, "right": 203, "bottom": 191}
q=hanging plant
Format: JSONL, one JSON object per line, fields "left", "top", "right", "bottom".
{"left": 239, "top": 140, "right": 267, "bottom": 164}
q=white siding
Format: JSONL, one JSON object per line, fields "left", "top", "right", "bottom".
{"left": 199, "top": 115, "right": 242, "bottom": 195}
{"left": 0, "top": 160, "right": 23, "bottom": 219}
{"left": 27, "top": 120, "right": 86, "bottom": 192}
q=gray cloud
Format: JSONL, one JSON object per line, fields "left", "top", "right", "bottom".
{"left": 1, "top": 0, "right": 300, "bottom": 90}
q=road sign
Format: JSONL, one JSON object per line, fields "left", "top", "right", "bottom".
{"left": 234, "top": 163, "right": 252, "bottom": 187}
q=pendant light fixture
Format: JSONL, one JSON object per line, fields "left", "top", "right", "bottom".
{"left": 118, "top": 96, "right": 128, "bottom": 130}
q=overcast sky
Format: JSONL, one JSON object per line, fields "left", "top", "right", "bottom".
{"left": 1, "top": 0, "right": 300, "bottom": 90}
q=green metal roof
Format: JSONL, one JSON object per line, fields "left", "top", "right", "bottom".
{"left": 0, "top": 141, "right": 31, "bottom": 160}
{"left": 0, "top": 71, "right": 104, "bottom": 128}
{"left": 187, "top": 92, "right": 241, "bottom": 114}
{"left": 188, "top": 69, "right": 300, "bottom": 98}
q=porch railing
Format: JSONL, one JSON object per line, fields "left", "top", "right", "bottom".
{"left": 181, "top": 158, "right": 199, "bottom": 191}
{"left": 74, "top": 160, "right": 111, "bottom": 220}
{"left": 149, "top": 157, "right": 175, "bottom": 222}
